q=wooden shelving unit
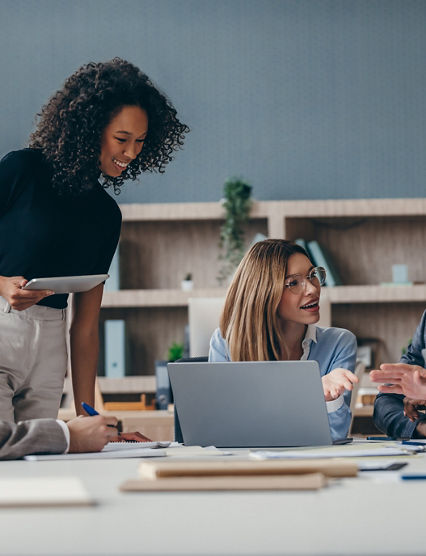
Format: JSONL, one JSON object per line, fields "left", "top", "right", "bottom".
{"left": 98, "top": 197, "right": 426, "bottom": 427}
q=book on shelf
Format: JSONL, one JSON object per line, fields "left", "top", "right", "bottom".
{"left": 306, "top": 240, "right": 343, "bottom": 287}
{"left": 294, "top": 238, "right": 314, "bottom": 260}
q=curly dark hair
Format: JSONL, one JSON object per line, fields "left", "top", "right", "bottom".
{"left": 29, "top": 58, "right": 189, "bottom": 194}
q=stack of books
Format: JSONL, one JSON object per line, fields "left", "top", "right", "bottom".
{"left": 120, "top": 458, "right": 358, "bottom": 492}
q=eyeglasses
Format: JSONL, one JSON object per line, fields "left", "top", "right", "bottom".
{"left": 284, "top": 266, "right": 327, "bottom": 294}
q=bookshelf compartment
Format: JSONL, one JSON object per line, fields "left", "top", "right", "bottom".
{"left": 285, "top": 215, "right": 426, "bottom": 286}
{"left": 99, "top": 306, "right": 188, "bottom": 376}
{"left": 119, "top": 218, "right": 268, "bottom": 290}
{"left": 332, "top": 301, "right": 425, "bottom": 365}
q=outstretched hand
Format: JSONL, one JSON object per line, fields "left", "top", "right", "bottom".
{"left": 370, "top": 363, "right": 426, "bottom": 399}
{"left": 0, "top": 276, "right": 54, "bottom": 311}
{"left": 322, "top": 368, "right": 358, "bottom": 402}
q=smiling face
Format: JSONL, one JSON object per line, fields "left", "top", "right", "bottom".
{"left": 99, "top": 105, "right": 149, "bottom": 177}
{"left": 278, "top": 252, "right": 321, "bottom": 326}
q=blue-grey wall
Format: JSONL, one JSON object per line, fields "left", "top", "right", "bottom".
{"left": 1, "top": 0, "right": 425, "bottom": 202}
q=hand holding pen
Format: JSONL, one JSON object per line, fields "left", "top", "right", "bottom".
{"left": 81, "top": 402, "right": 152, "bottom": 442}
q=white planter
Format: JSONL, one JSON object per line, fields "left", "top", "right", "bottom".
{"left": 181, "top": 279, "right": 194, "bottom": 291}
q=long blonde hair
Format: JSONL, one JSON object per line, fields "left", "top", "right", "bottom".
{"left": 220, "top": 239, "right": 309, "bottom": 361}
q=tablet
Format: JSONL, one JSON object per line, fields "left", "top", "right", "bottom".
{"left": 23, "top": 274, "right": 109, "bottom": 294}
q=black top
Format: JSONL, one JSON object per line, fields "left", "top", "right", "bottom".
{"left": 0, "top": 149, "right": 122, "bottom": 309}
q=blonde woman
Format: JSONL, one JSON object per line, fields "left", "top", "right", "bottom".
{"left": 209, "top": 239, "right": 358, "bottom": 440}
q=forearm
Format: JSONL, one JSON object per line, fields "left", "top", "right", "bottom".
{"left": 373, "top": 393, "right": 417, "bottom": 438}
{"left": 0, "top": 419, "right": 67, "bottom": 460}
{"left": 70, "top": 328, "right": 99, "bottom": 414}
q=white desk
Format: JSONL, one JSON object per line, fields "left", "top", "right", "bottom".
{"left": 1, "top": 450, "right": 425, "bottom": 555}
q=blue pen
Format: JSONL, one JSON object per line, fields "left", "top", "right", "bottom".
{"left": 402, "top": 440, "right": 426, "bottom": 446}
{"left": 401, "top": 475, "right": 426, "bottom": 481}
{"left": 81, "top": 401, "right": 99, "bottom": 416}
{"left": 81, "top": 402, "right": 99, "bottom": 417}
{"left": 81, "top": 402, "right": 122, "bottom": 432}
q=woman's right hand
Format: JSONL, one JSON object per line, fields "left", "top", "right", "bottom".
{"left": 322, "top": 368, "right": 359, "bottom": 401}
{"left": 0, "top": 276, "right": 54, "bottom": 311}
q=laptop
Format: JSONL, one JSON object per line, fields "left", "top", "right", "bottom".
{"left": 168, "top": 360, "right": 347, "bottom": 448}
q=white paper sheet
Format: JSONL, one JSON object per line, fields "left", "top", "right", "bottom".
{"left": 250, "top": 446, "right": 412, "bottom": 459}
{"left": 24, "top": 447, "right": 167, "bottom": 461}
{"left": 0, "top": 477, "right": 93, "bottom": 507}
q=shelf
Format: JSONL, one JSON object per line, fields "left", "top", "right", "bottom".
{"left": 119, "top": 198, "right": 426, "bottom": 222}
{"left": 102, "top": 288, "right": 227, "bottom": 308}
{"left": 102, "top": 285, "right": 426, "bottom": 308}
{"left": 353, "top": 406, "right": 374, "bottom": 417}
{"left": 119, "top": 201, "right": 272, "bottom": 221}
{"left": 97, "top": 376, "right": 156, "bottom": 393}
{"left": 325, "top": 284, "right": 426, "bottom": 304}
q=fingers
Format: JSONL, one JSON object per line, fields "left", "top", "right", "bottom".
{"left": 8, "top": 289, "right": 55, "bottom": 310}
{"left": 404, "top": 399, "right": 420, "bottom": 422}
{"left": 323, "top": 384, "right": 344, "bottom": 401}
{"left": 380, "top": 363, "right": 415, "bottom": 372}
{"left": 370, "top": 369, "right": 402, "bottom": 383}
{"left": 119, "top": 432, "right": 152, "bottom": 442}
{"left": 104, "top": 416, "right": 119, "bottom": 427}
{"left": 330, "top": 369, "right": 358, "bottom": 390}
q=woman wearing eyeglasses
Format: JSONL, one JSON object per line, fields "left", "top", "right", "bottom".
{"left": 209, "top": 238, "right": 358, "bottom": 440}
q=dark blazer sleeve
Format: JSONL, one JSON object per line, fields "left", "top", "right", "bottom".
{"left": 373, "top": 310, "right": 426, "bottom": 438}
{"left": 0, "top": 419, "right": 67, "bottom": 460}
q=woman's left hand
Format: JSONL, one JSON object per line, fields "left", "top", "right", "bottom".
{"left": 322, "top": 368, "right": 358, "bottom": 401}
{"left": 111, "top": 431, "right": 152, "bottom": 442}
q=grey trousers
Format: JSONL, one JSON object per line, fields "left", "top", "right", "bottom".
{"left": 0, "top": 297, "right": 67, "bottom": 422}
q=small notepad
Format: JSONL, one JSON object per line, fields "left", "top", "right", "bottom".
{"left": 0, "top": 477, "right": 93, "bottom": 507}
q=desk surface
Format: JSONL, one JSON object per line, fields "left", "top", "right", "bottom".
{"left": 1, "top": 447, "right": 425, "bottom": 555}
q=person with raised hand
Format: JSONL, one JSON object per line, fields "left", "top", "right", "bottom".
{"left": 371, "top": 310, "right": 426, "bottom": 438}
{"left": 209, "top": 239, "right": 358, "bottom": 441}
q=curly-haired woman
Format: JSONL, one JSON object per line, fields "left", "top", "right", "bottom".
{"left": 209, "top": 239, "right": 358, "bottom": 441}
{"left": 0, "top": 58, "right": 188, "bottom": 421}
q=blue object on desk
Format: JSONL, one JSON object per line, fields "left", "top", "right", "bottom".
{"left": 81, "top": 402, "right": 98, "bottom": 416}
{"left": 81, "top": 402, "right": 122, "bottom": 432}
{"left": 401, "top": 475, "right": 426, "bottom": 481}
{"left": 402, "top": 440, "right": 426, "bottom": 446}
{"left": 367, "top": 436, "right": 409, "bottom": 441}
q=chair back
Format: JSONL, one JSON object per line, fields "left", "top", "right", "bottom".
{"left": 188, "top": 297, "right": 225, "bottom": 357}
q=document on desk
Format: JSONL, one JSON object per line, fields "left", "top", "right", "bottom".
{"left": 250, "top": 444, "right": 413, "bottom": 460}
{"left": 24, "top": 443, "right": 168, "bottom": 461}
{"left": 103, "top": 441, "right": 178, "bottom": 451}
{"left": 0, "top": 477, "right": 93, "bottom": 507}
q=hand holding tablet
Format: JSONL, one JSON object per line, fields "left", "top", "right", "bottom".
{"left": 23, "top": 274, "right": 109, "bottom": 294}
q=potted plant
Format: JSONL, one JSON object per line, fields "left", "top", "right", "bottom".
{"left": 217, "top": 177, "right": 252, "bottom": 285}
{"left": 181, "top": 272, "right": 194, "bottom": 291}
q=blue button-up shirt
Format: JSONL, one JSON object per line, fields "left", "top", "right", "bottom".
{"left": 209, "top": 325, "right": 357, "bottom": 441}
